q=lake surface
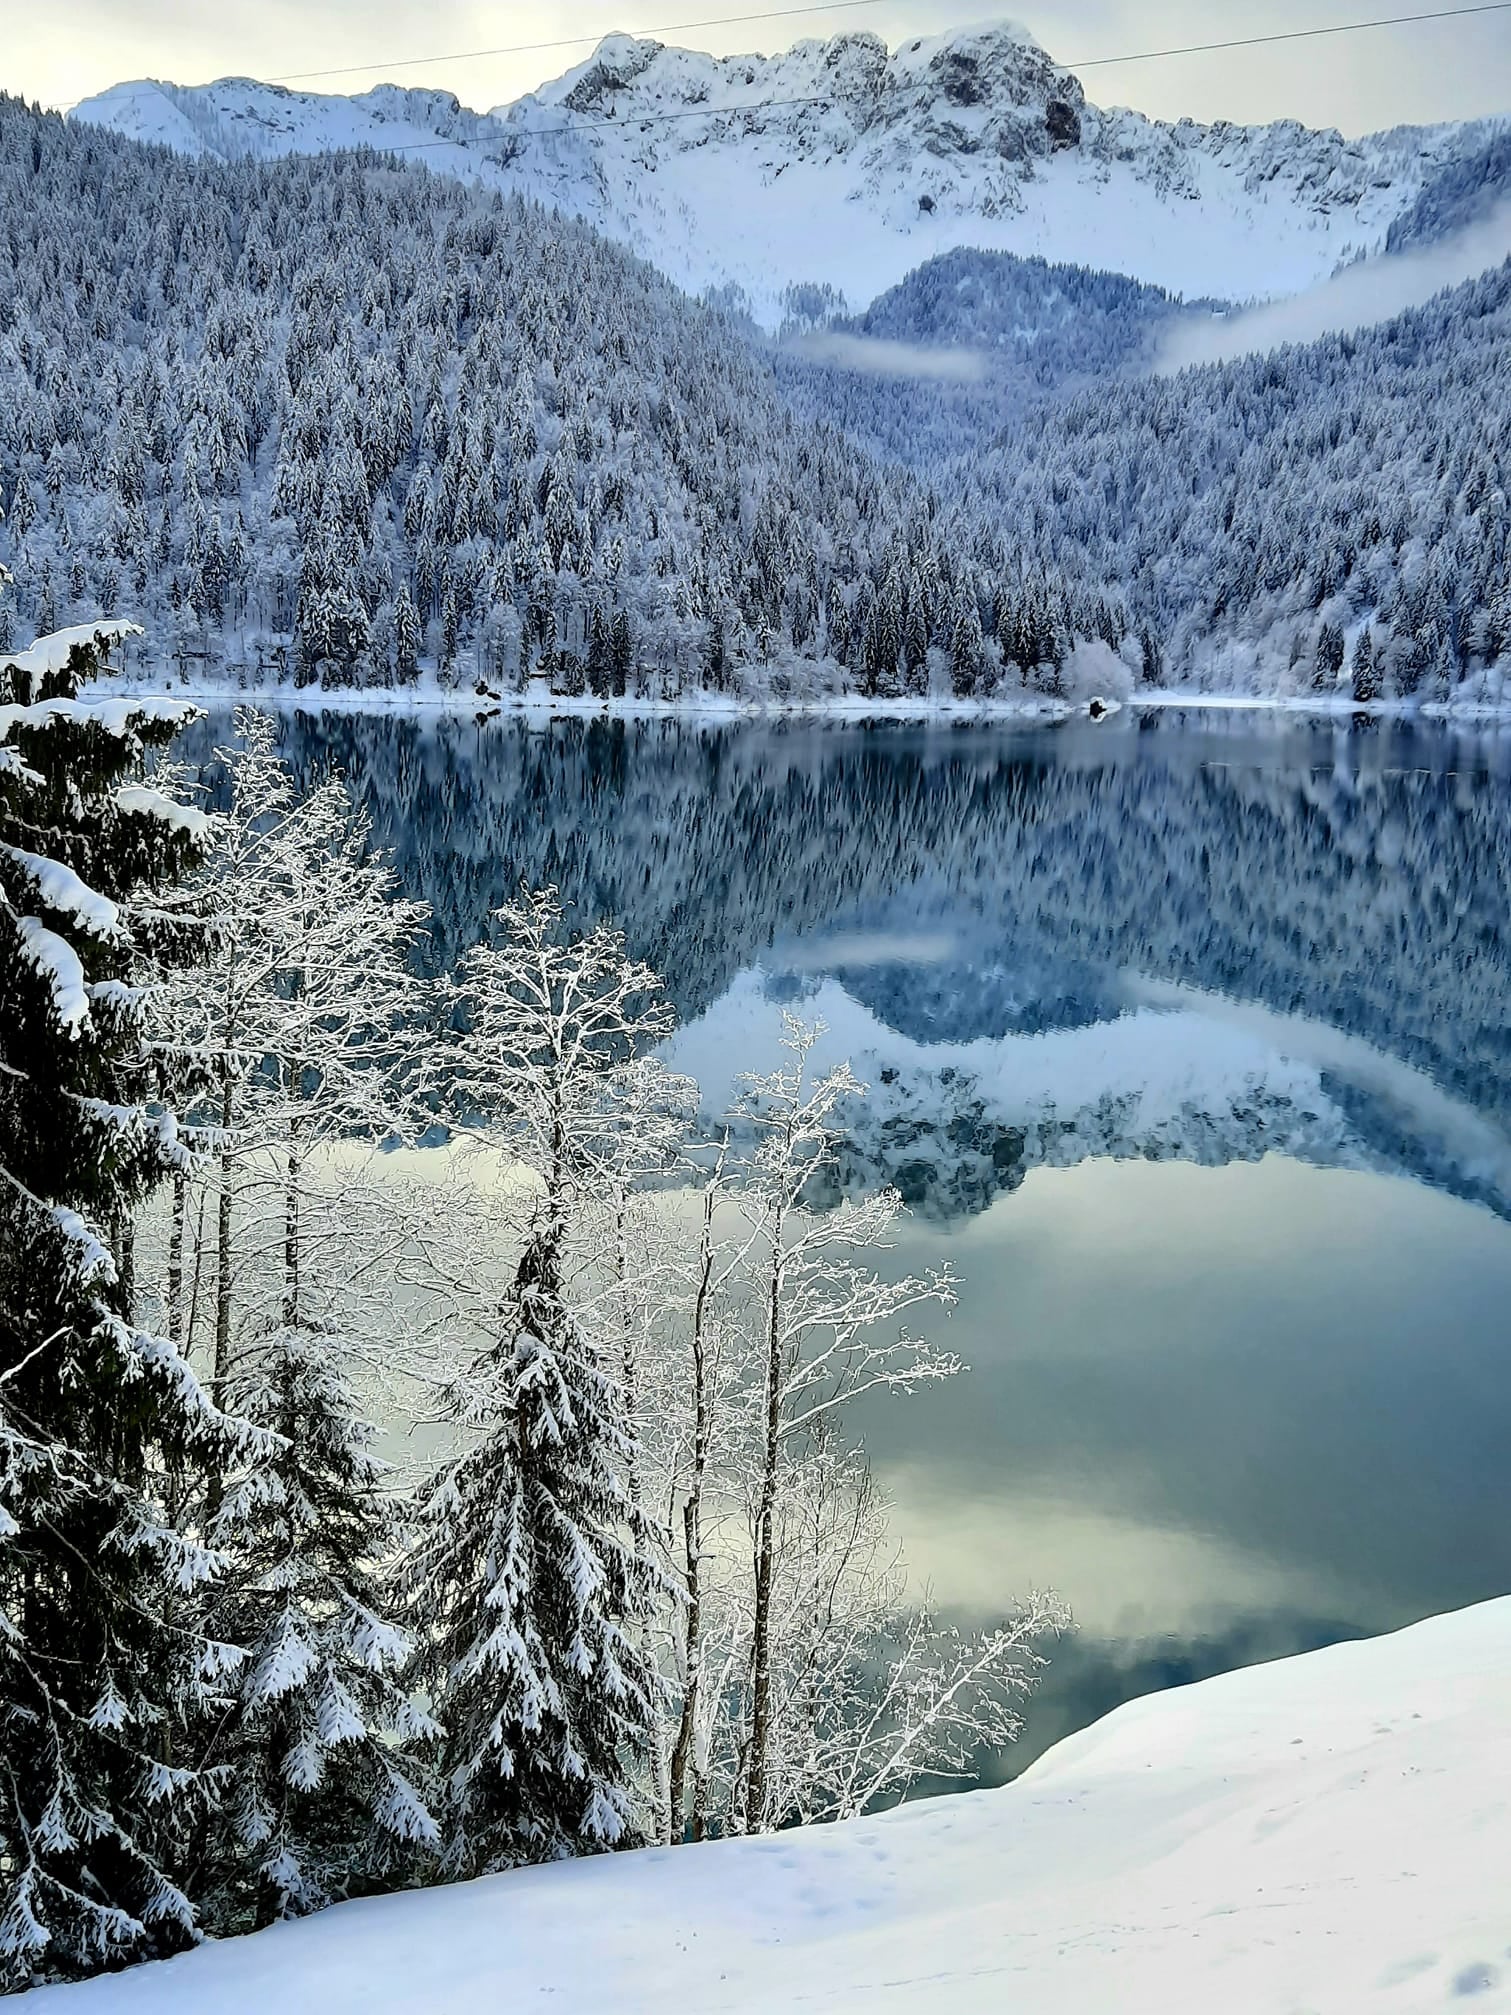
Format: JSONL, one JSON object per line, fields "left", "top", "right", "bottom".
{"left": 204, "top": 705, "right": 1511, "bottom": 1779}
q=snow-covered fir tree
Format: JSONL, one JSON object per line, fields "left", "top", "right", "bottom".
{"left": 413, "top": 890, "right": 674, "bottom": 1876}
{"left": 207, "top": 1329, "right": 439, "bottom": 1927}
{"left": 0, "top": 595, "right": 256, "bottom": 1987}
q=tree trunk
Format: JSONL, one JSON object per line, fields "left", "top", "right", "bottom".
{"left": 668, "top": 1181, "right": 716, "bottom": 1842}
{"left": 614, "top": 1200, "right": 641, "bottom": 1511}
{"left": 208, "top": 1076, "right": 235, "bottom": 1519}
{"left": 167, "top": 1171, "right": 186, "bottom": 1350}
{"left": 184, "top": 1180, "right": 207, "bottom": 1362}
{"left": 613, "top": 1193, "right": 671, "bottom": 1841}
{"left": 283, "top": 1071, "right": 302, "bottom": 1332}
{"left": 113, "top": 1210, "right": 136, "bottom": 1323}
{"left": 742, "top": 1196, "right": 786, "bottom": 1834}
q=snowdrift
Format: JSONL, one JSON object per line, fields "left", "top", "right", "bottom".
{"left": 39, "top": 1596, "right": 1511, "bottom": 2012}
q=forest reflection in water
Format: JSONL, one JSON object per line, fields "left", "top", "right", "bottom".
{"left": 193, "top": 703, "right": 1511, "bottom": 1776}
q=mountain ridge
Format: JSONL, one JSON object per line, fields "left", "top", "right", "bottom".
{"left": 72, "top": 20, "right": 1501, "bottom": 325}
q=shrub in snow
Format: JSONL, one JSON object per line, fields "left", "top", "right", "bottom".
{"left": 1060, "top": 637, "right": 1134, "bottom": 705}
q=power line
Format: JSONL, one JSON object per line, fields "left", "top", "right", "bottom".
{"left": 77, "top": 2, "right": 1511, "bottom": 152}
{"left": 1067, "top": 2, "right": 1511, "bottom": 70}
{"left": 266, "top": 0, "right": 891, "bottom": 85}
{"left": 332, "top": 0, "right": 1511, "bottom": 155}
{"left": 376, "top": 95, "right": 842, "bottom": 150}
{"left": 244, "top": 0, "right": 1511, "bottom": 89}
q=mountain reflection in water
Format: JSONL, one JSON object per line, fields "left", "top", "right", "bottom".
{"left": 193, "top": 705, "right": 1511, "bottom": 1778}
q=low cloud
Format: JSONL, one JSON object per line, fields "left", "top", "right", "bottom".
{"left": 791, "top": 330, "right": 989, "bottom": 382}
{"left": 776, "top": 929, "right": 960, "bottom": 970}
{"left": 1156, "top": 197, "right": 1511, "bottom": 373}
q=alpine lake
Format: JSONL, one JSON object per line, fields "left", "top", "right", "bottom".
{"left": 188, "top": 702, "right": 1511, "bottom": 1784}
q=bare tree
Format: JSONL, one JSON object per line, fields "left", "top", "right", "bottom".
{"left": 142, "top": 712, "right": 440, "bottom": 1927}
{"left": 724, "top": 1018, "right": 959, "bottom": 1832}
{"left": 636, "top": 1017, "right": 1066, "bottom": 1841}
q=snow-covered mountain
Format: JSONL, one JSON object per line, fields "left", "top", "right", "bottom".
{"left": 72, "top": 21, "right": 1499, "bottom": 326}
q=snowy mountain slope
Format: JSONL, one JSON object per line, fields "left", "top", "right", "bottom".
{"left": 72, "top": 22, "right": 1500, "bottom": 327}
{"left": 36, "top": 1596, "right": 1511, "bottom": 2012}
{"left": 1387, "top": 122, "right": 1511, "bottom": 250}
{"left": 69, "top": 75, "right": 513, "bottom": 179}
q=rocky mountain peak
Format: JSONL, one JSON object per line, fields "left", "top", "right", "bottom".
{"left": 72, "top": 23, "right": 1490, "bottom": 327}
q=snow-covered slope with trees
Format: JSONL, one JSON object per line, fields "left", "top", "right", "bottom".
{"left": 775, "top": 248, "right": 1203, "bottom": 468}
{"left": 947, "top": 259, "right": 1511, "bottom": 692}
{"left": 0, "top": 95, "right": 1120, "bottom": 700}
{"left": 1386, "top": 123, "right": 1511, "bottom": 251}
{"left": 8, "top": 86, "right": 1507, "bottom": 699}
{"left": 34, "top": 1595, "right": 1511, "bottom": 2013}
{"left": 73, "top": 23, "right": 1500, "bottom": 326}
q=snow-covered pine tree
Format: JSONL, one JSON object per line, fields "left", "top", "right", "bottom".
{"left": 209, "top": 1331, "right": 439, "bottom": 1928}
{"left": 0, "top": 607, "right": 255, "bottom": 1987}
{"left": 414, "top": 888, "right": 672, "bottom": 1876}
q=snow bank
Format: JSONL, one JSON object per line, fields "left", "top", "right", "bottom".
{"left": 38, "top": 1597, "right": 1511, "bottom": 2012}
{"left": 0, "top": 620, "right": 143, "bottom": 683}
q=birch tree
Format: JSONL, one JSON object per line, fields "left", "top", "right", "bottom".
{"left": 147, "top": 711, "right": 438, "bottom": 1926}
{"left": 646, "top": 1018, "right": 1065, "bottom": 1840}
{"left": 724, "top": 1020, "right": 959, "bottom": 1832}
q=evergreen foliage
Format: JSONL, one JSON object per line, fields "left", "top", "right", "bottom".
{"left": 208, "top": 1326, "right": 439, "bottom": 1927}
{"left": 0, "top": 95, "right": 1110, "bottom": 702}
{"left": 1385, "top": 128, "right": 1511, "bottom": 252}
{"left": 415, "top": 891, "right": 671, "bottom": 1876}
{"left": 3, "top": 94, "right": 1502, "bottom": 702}
{"left": 0, "top": 602, "right": 252, "bottom": 1987}
{"left": 775, "top": 248, "right": 1198, "bottom": 469}
{"left": 948, "top": 261, "right": 1511, "bottom": 693}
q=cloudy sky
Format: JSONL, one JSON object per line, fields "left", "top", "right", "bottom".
{"left": 12, "top": 1, "right": 1511, "bottom": 134}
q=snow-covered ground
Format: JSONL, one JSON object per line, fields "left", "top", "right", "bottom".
{"left": 38, "top": 1597, "right": 1511, "bottom": 2012}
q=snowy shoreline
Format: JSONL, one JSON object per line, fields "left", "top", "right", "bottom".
{"left": 37, "top": 1595, "right": 1511, "bottom": 2013}
{"left": 96, "top": 681, "right": 1511, "bottom": 726}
